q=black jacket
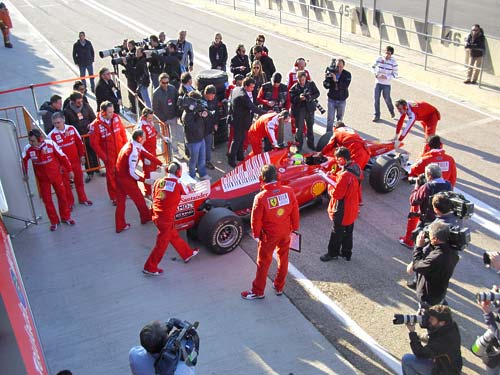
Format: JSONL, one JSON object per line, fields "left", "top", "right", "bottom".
{"left": 64, "top": 102, "right": 96, "bottom": 135}
{"left": 72, "top": 40, "right": 95, "bottom": 66}
{"left": 465, "top": 28, "right": 486, "bottom": 57}
{"left": 289, "top": 80, "right": 320, "bottom": 115}
{"left": 39, "top": 102, "right": 62, "bottom": 133}
{"left": 95, "top": 79, "right": 121, "bottom": 113}
{"left": 413, "top": 242, "right": 459, "bottom": 306}
{"left": 324, "top": 69, "right": 352, "bottom": 101}
{"left": 134, "top": 56, "right": 150, "bottom": 87}
{"left": 230, "top": 54, "right": 250, "bottom": 77}
{"left": 256, "top": 55, "right": 276, "bottom": 80}
{"left": 182, "top": 110, "right": 205, "bottom": 144}
{"left": 409, "top": 322, "right": 462, "bottom": 374}
{"left": 231, "top": 87, "right": 266, "bottom": 131}
{"left": 162, "top": 54, "right": 181, "bottom": 87}
{"left": 209, "top": 42, "right": 228, "bottom": 70}
{"left": 203, "top": 97, "right": 219, "bottom": 135}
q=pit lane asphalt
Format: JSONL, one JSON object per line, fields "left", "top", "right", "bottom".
{"left": 9, "top": 0, "right": 500, "bottom": 373}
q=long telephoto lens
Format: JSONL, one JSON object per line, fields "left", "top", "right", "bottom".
{"left": 476, "top": 291, "right": 500, "bottom": 302}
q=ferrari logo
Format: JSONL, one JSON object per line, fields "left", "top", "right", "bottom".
{"left": 157, "top": 191, "right": 166, "bottom": 200}
{"left": 268, "top": 197, "right": 278, "bottom": 208}
{"left": 276, "top": 208, "right": 285, "bottom": 217}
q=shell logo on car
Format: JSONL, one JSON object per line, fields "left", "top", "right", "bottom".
{"left": 311, "top": 181, "right": 326, "bottom": 196}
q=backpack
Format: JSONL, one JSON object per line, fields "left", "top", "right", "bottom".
{"left": 154, "top": 320, "right": 200, "bottom": 375}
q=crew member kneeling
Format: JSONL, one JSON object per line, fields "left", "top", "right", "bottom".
{"left": 143, "top": 162, "right": 199, "bottom": 275}
{"left": 242, "top": 164, "right": 299, "bottom": 300}
{"left": 320, "top": 147, "right": 362, "bottom": 262}
{"left": 115, "top": 129, "right": 162, "bottom": 233}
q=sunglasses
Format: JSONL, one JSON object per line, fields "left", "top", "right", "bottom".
{"left": 253, "top": 67, "right": 260, "bottom": 69}
{"left": 160, "top": 81, "right": 169, "bottom": 84}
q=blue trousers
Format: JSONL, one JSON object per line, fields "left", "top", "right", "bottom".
{"left": 79, "top": 64, "right": 95, "bottom": 90}
{"left": 186, "top": 140, "right": 207, "bottom": 179}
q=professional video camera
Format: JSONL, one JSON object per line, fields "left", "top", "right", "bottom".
{"left": 303, "top": 88, "right": 326, "bottom": 115}
{"left": 155, "top": 318, "right": 200, "bottom": 374}
{"left": 393, "top": 309, "right": 430, "bottom": 329}
{"left": 411, "top": 224, "right": 471, "bottom": 251}
{"left": 322, "top": 58, "right": 338, "bottom": 90}
{"left": 179, "top": 96, "right": 215, "bottom": 116}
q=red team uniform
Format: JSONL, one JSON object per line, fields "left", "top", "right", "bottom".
{"left": 137, "top": 117, "right": 159, "bottom": 196}
{"left": 248, "top": 180, "right": 299, "bottom": 296}
{"left": 114, "top": 140, "right": 162, "bottom": 233}
{"left": 89, "top": 112, "right": 127, "bottom": 202}
{"left": 396, "top": 101, "right": 440, "bottom": 141}
{"left": 22, "top": 140, "right": 73, "bottom": 227}
{"left": 143, "top": 173, "right": 197, "bottom": 273}
{"left": 48, "top": 124, "right": 90, "bottom": 206}
{"left": 321, "top": 126, "right": 371, "bottom": 169}
{"left": 247, "top": 112, "right": 281, "bottom": 156}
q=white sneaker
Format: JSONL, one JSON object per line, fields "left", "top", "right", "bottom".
{"left": 184, "top": 248, "right": 200, "bottom": 263}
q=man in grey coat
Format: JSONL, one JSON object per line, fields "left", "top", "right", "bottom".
{"left": 175, "top": 30, "right": 194, "bottom": 73}
{"left": 153, "top": 73, "right": 181, "bottom": 154}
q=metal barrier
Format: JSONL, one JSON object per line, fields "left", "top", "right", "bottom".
{"left": 379, "top": 23, "right": 485, "bottom": 87}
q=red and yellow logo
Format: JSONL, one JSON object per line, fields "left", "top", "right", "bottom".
{"left": 276, "top": 208, "right": 285, "bottom": 217}
{"left": 311, "top": 181, "right": 326, "bottom": 197}
{"left": 268, "top": 197, "right": 278, "bottom": 207}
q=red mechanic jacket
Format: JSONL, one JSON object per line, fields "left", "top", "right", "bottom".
{"left": 287, "top": 68, "right": 311, "bottom": 91}
{"left": 48, "top": 125, "right": 85, "bottom": 162}
{"left": 137, "top": 118, "right": 158, "bottom": 155}
{"left": 248, "top": 112, "right": 280, "bottom": 146}
{"left": 410, "top": 149, "right": 457, "bottom": 187}
{"left": 22, "top": 140, "right": 71, "bottom": 182}
{"left": 251, "top": 181, "right": 300, "bottom": 240}
{"left": 396, "top": 101, "right": 440, "bottom": 141}
{"left": 151, "top": 174, "right": 187, "bottom": 223}
{"left": 88, "top": 112, "right": 127, "bottom": 162}
{"left": 322, "top": 127, "right": 370, "bottom": 168}
{"left": 327, "top": 161, "right": 362, "bottom": 226}
{"left": 115, "top": 140, "right": 162, "bottom": 182}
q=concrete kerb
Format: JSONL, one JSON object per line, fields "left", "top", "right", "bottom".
{"left": 193, "top": 0, "right": 500, "bottom": 117}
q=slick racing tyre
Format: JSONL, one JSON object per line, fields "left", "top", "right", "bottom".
{"left": 198, "top": 207, "right": 244, "bottom": 254}
{"left": 316, "top": 131, "right": 332, "bottom": 152}
{"left": 369, "top": 155, "right": 401, "bottom": 193}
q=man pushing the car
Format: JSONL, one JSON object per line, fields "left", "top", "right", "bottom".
{"left": 241, "top": 164, "right": 300, "bottom": 300}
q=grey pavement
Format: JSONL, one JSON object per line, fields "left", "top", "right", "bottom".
{"left": 1, "top": 4, "right": 356, "bottom": 375}
{"left": 2, "top": 0, "right": 500, "bottom": 374}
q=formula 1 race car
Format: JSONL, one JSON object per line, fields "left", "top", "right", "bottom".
{"left": 315, "top": 131, "right": 410, "bottom": 193}
{"left": 173, "top": 137, "right": 408, "bottom": 255}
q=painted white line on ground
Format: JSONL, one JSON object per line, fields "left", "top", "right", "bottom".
{"left": 270, "top": 252, "right": 403, "bottom": 374}
{"left": 178, "top": 0, "right": 500, "bottom": 122}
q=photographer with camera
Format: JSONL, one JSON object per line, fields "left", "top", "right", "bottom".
{"left": 95, "top": 67, "right": 121, "bottom": 114}
{"left": 401, "top": 305, "right": 462, "bottom": 375}
{"left": 202, "top": 85, "right": 219, "bottom": 170}
{"left": 181, "top": 91, "right": 210, "bottom": 180}
{"left": 289, "top": 71, "right": 320, "bottom": 152}
{"left": 407, "top": 221, "right": 459, "bottom": 306}
{"left": 323, "top": 58, "right": 351, "bottom": 132}
{"left": 129, "top": 320, "right": 198, "bottom": 374}
{"left": 257, "top": 72, "right": 290, "bottom": 112}
{"left": 147, "top": 35, "right": 164, "bottom": 90}
{"left": 472, "top": 296, "right": 500, "bottom": 373}
{"left": 120, "top": 39, "right": 139, "bottom": 114}
{"left": 133, "top": 47, "right": 152, "bottom": 109}
{"left": 163, "top": 42, "right": 182, "bottom": 90}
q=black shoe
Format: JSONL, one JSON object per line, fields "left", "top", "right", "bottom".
{"left": 228, "top": 159, "right": 237, "bottom": 168}
{"left": 206, "top": 161, "right": 215, "bottom": 170}
{"left": 85, "top": 174, "right": 92, "bottom": 183}
{"left": 4, "top": 42, "right": 13, "bottom": 48}
{"left": 341, "top": 253, "right": 352, "bottom": 261}
{"left": 463, "top": 80, "right": 472, "bottom": 84}
{"left": 390, "top": 111, "right": 396, "bottom": 119}
{"left": 372, "top": 116, "right": 380, "bottom": 122}
{"left": 320, "top": 254, "right": 338, "bottom": 262}
{"left": 406, "top": 280, "right": 417, "bottom": 290}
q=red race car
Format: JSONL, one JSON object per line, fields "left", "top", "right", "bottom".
{"left": 172, "top": 138, "right": 408, "bottom": 255}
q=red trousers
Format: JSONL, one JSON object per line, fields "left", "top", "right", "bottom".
{"left": 401, "top": 213, "right": 420, "bottom": 247}
{"left": 39, "top": 177, "right": 71, "bottom": 225}
{"left": 115, "top": 176, "right": 151, "bottom": 232}
{"left": 142, "top": 163, "right": 154, "bottom": 196}
{"left": 63, "top": 160, "right": 88, "bottom": 207}
{"left": 420, "top": 113, "right": 439, "bottom": 139}
{"left": 144, "top": 221, "right": 194, "bottom": 271}
{"left": 248, "top": 134, "right": 263, "bottom": 156}
{"left": 104, "top": 158, "right": 118, "bottom": 201}
{"left": 252, "top": 233, "right": 291, "bottom": 295}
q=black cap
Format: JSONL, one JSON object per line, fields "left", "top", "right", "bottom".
{"left": 271, "top": 72, "right": 282, "bottom": 84}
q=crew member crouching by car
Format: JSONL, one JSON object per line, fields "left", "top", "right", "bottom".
{"left": 247, "top": 110, "right": 290, "bottom": 156}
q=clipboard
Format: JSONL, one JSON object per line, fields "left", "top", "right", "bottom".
{"left": 290, "top": 231, "right": 302, "bottom": 253}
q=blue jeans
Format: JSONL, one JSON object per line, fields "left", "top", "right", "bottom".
{"left": 150, "top": 73, "right": 160, "bottom": 90}
{"left": 186, "top": 140, "right": 207, "bottom": 179}
{"left": 78, "top": 64, "right": 95, "bottom": 90}
{"left": 204, "top": 133, "right": 213, "bottom": 162}
{"left": 138, "top": 85, "right": 152, "bottom": 108}
{"left": 374, "top": 83, "right": 394, "bottom": 118}
{"left": 327, "top": 99, "right": 346, "bottom": 132}
{"left": 401, "top": 353, "right": 433, "bottom": 375}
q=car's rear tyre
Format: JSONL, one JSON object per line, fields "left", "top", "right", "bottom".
{"left": 369, "top": 155, "right": 401, "bottom": 193}
{"left": 197, "top": 207, "right": 244, "bottom": 254}
{"left": 316, "top": 131, "right": 332, "bottom": 152}
{"left": 195, "top": 69, "right": 228, "bottom": 100}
